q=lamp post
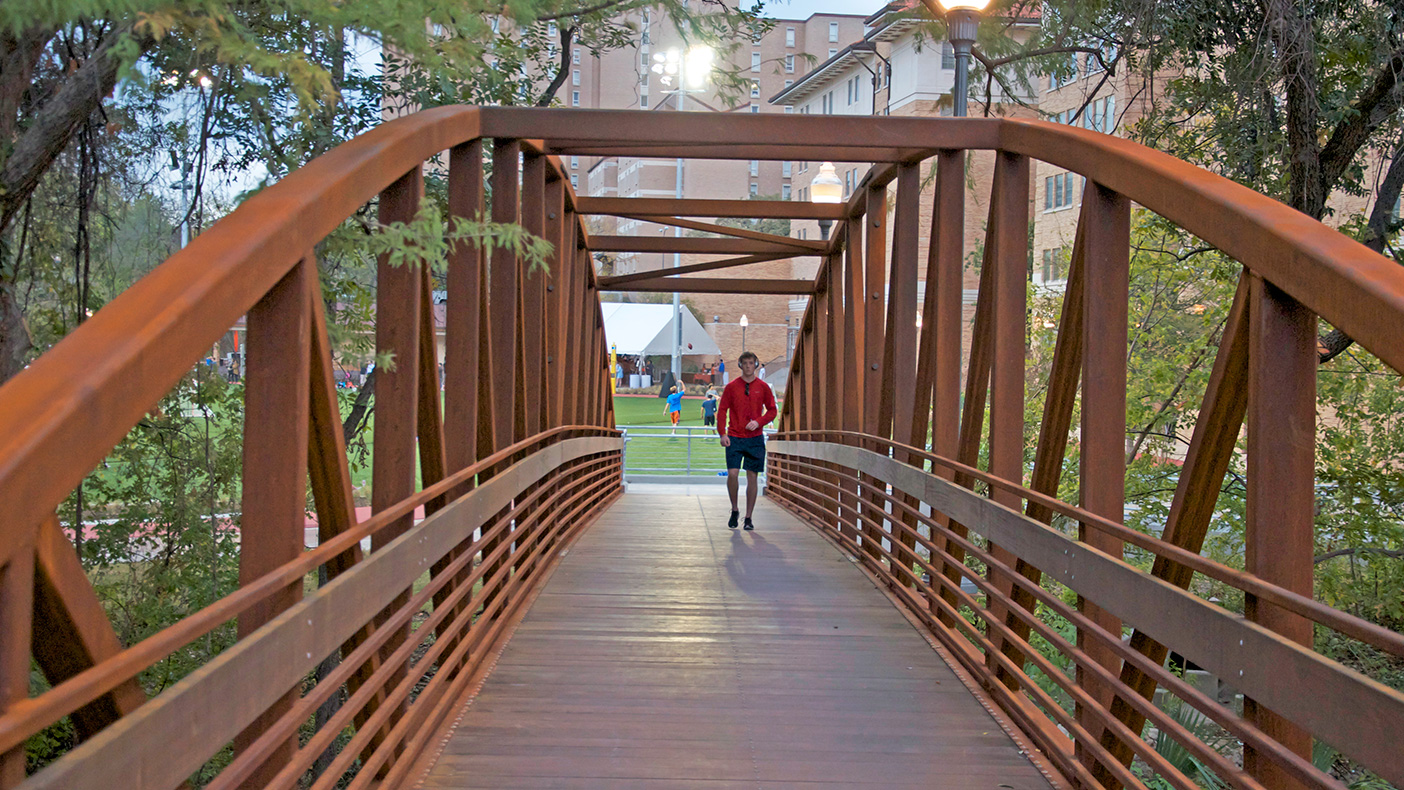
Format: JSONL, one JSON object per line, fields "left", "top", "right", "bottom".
{"left": 810, "top": 162, "right": 843, "bottom": 241}
{"left": 652, "top": 47, "right": 714, "bottom": 385}
{"left": 739, "top": 314, "right": 749, "bottom": 352}
{"left": 934, "top": 0, "right": 990, "bottom": 117}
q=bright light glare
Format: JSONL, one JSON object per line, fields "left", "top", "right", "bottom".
{"left": 739, "top": 314, "right": 749, "bottom": 327}
{"left": 683, "top": 47, "right": 714, "bottom": 90}
{"left": 935, "top": 0, "right": 992, "bottom": 9}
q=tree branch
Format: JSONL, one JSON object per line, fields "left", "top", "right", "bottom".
{"left": 535, "top": 0, "right": 633, "bottom": 22}
{"left": 0, "top": 25, "right": 152, "bottom": 235}
{"left": 1318, "top": 46, "right": 1404, "bottom": 198}
{"left": 1319, "top": 134, "right": 1404, "bottom": 363}
{"left": 535, "top": 24, "right": 577, "bottom": 107}
{"left": 1314, "top": 547, "right": 1404, "bottom": 565}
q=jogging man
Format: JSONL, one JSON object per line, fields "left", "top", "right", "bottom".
{"left": 717, "top": 351, "right": 777, "bottom": 530}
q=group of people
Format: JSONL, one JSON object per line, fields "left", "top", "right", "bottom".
{"left": 660, "top": 351, "right": 777, "bottom": 531}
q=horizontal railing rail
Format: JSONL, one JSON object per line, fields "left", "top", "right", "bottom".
{"left": 769, "top": 434, "right": 1404, "bottom": 790}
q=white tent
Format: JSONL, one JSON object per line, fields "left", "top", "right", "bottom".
{"left": 601, "top": 302, "right": 721, "bottom": 357}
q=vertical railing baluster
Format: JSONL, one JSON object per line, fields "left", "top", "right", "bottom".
{"left": 919, "top": 150, "right": 965, "bottom": 615}
{"left": 984, "top": 152, "right": 1029, "bottom": 684}
{"left": 1243, "top": 275, "right": 1316, "bottom": 790}
{"left": 234, "top": 255, "right": 313, "bottom": 787}
{"left": 438, "top": 139, "right": 486, "bottom": 661}
{"left": 884, "top": 163, "right": 921, "bottom": 585}
{"left": 0, "top": 538, "right": 34, "bottom": 788}
{"left": 367, "top": 166, "right": 422, "bottom": 771}
{"left": 520, "top": 153, "right": 547, "bottom": 439}
{"left": 1077, "top": 182, "right": 1130, "bottom": 776}
{"left": 418, "top": 266, "right": 448, "bottom": 513}
{"left": 513, "top": 153, "right": 548, "bottom": 579}
{"left": 824, "top": 249, "right": 844, "bottom": 532}
{"left": 445, "top": 140, "right": 486, "bottom": 482}
{"left": 482, "top": 139, "right": 520, "bottom": 615}
{"left": 841, "top": 212, "right": 865, "bottom": 544}
{"left": 544, "top": 176, "right": 566, "bottom": 430}
{"left": 860, "top": 184, "right": 888, "bottom": 563}
{"left": 934, "top": 179, "right": 997, "bottom": 628}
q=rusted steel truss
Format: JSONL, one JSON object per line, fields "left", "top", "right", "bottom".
{"left": 0, "top": 107, "right": 1402, "bottom": 790}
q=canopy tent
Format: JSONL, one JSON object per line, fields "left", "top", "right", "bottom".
{"left": 601, "top": 302, "right": 721, "bottom": 358}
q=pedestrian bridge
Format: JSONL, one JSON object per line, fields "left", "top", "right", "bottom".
{"left": 1, "top": 107, "right": 1403, "bottom": 790}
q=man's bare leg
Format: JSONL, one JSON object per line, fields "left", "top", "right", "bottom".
{"left": 727, "top": 468, "right": 740, "bottom": 511}
{"left": 745, "top": 470, "right": 759, "bottom": 518}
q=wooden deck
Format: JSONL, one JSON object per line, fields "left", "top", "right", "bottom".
{"left": 417, "top": 489, "right": 1058, "bottom": 789}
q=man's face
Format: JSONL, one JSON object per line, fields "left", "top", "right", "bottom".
{"left": 739, "top": 358, "right": 758, "bottom": 376}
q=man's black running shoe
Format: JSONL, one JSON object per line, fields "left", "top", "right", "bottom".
{"left": 728, "top": 510, "right": 740, "bottom": 529}
{"left": 743, "top": 517, "right": 755, "bottom": 531}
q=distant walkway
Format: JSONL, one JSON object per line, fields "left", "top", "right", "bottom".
{"left": 418, "top": 491, "right": 1058, "bottom": 789}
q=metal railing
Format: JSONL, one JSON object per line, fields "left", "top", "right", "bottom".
{"left": 619, "top": 424, "right": 775, "bottom": 478}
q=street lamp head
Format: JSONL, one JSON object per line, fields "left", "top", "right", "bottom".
{"left": 810, "top": 162, "right": 843, "bottom": 205}
{"left": 934, "top": 0, "right": 992, "bottom": 9}
{"left": 684, "top": 47, "right": 714, "bottom": 90}
{"left": 739, "top": 314, "right": 749, "bottom": 327}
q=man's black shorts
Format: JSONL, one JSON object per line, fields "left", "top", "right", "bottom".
{"left": 725, "top": 434, "right": 766, "bottom": 473}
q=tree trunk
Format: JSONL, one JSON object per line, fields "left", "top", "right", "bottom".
{"left": 0, "top": 278, "right": 32, "bottom": 384}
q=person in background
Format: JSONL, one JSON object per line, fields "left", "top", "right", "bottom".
{"left": 664, "top": 384, "right": 684, "bottom": 436}
{"left": 716, "top": 351, "right": 777, "bottom": 531}
{"left": 758, "top": 363, "right": 767, "bottom": 381}
{"left": 701, "top": 389, "right": 717, "bottom": 427}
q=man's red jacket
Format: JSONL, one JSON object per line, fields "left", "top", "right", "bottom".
{"left": 717, "top": 376, "right": 777, "bottom": 438}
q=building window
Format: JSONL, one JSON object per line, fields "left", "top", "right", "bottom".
{"left": 571, "top": 173, "right": 579, "bottom": 188}
{"left": 784, "top": 105, "right": 793, "bottom": 113}
{"left": 640, "top": 93, "right": 648, "bottom": 108}
{"left": 751, "top": 81, "right": 760, "bottom": 98}
{"left": 829, "top": 48, "right": 838, "bottom": 58}
{"left": 785, "top": 54, "right": 795, "bottom": 73}
{"left": 750, "top": 160, "right": 759, "bottom": 177}
{"left": 829, "top": 21, "right": 839, "bottom": 42}
{"left": 786, "top": 27, "right": 795, "bottom": 47}
{"left": 799, "top": 228, "right": 807, "bottom": 239}
{"left": 1049, "top": 53, "right": 1078, "bottom": 90}
{"left": 572, "top": 91, "right": 580, "bottom": 106}
{"left": 571, "top": 156, "right": 579, "bottom": 169}
{"left": 783, "top": 184, "right": 792, "bottom": 200}
{"left": 942, "top": 42, "right": 955, "bottom": 69}
{"left": 750, "top": 182, "right": 759, "bottom": 197}
{"left": 1041, "top": 247, "right": 1068, "bottom": 284}
{"left": 752, "top": 52, "right": 761, "bottom": 72}
{"left": 573, "top": 48, "right": 580, "bottom": 64}
{"left": 1044, "top": 172, "right": 1076, "bottom": 210}
{"left": 782, "top": 161, "right": 791, "bottom": 178}
{"left": 750, "top": 103, "right": 759, "bottom": 113}
{"left": 572, "top": 70, "right": 580, "bottom": 86}
{"left": 547, "top": 22, "right": 557, "bottom": 38}
{"left": 785, "top": 79, "right": 793, "bottom": 87}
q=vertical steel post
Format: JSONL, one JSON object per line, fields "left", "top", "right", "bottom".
{"left": 234, "top": 255, "right": 313, "bottom": 785}
{"left": 1243, "top": 275, "right": 1316, "bottom": 790}
{"left": 1077, "top": 182, "right": 1130, "bottom": 772}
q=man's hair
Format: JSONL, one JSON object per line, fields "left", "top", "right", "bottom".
{"left": 738, "top": 351, "right": 759, "bottom": 365}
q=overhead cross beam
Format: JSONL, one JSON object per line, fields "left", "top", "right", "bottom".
{"left": 605, "top": 277, "right": 814, "bottom": 295}
{"left": 576, "top": 197, "right": 846, "bottom": 220}
{"left": 598, "top": 253, "right": 793, "bottom": 288}
{"left": 589, "top": 235, "right": 813, "bottom": 256}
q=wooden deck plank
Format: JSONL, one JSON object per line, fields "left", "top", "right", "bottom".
{"left": 417, "top": 492, "right": 1056, "bottom": 789}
